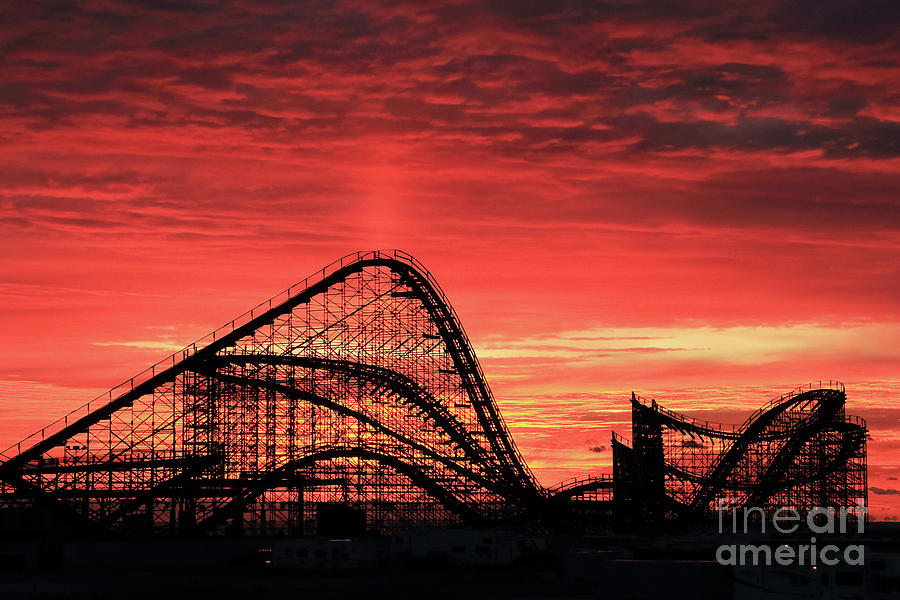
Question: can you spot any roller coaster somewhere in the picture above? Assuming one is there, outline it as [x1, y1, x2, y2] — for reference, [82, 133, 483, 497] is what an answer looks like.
[0, 251, 867, 537]
[612, 384, 867, 529]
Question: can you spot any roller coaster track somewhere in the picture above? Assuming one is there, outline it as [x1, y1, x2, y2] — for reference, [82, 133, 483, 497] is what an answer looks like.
[0, 250, 868, 535]
[0, 250, 539, 535]
[659, 424, 865, 492]
[205, 354, 499, 480]
[622, 382, 866, 519]
[688, 387, 847, 510]
[546, 475, 614, 501]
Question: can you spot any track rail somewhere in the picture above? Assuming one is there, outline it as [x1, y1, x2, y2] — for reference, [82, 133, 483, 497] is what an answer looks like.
[0, 250, 538, 535]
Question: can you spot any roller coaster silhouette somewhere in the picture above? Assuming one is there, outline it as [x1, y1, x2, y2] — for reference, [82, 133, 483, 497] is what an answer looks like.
[0, 251, 867, 537]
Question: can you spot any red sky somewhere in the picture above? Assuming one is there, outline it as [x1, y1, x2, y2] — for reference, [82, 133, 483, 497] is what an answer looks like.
[1, 1, 899, 519]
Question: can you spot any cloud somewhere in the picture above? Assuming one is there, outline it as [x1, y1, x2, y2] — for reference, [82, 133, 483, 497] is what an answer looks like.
[604, 114, 900, 157]
[870, 487, 900, 496]
[480, 323, 900, 370]
[827, 97, 869, 118]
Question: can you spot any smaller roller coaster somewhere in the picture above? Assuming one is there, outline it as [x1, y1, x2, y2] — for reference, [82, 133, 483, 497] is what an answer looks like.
[609, 382, 868, 529]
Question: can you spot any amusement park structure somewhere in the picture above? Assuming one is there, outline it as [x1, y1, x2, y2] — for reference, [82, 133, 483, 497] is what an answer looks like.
[612, 384, 868, 529]
[0, 251, 868, 537]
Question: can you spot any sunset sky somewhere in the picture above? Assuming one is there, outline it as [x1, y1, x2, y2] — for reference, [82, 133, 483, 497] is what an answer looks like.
[1, 1, 898, 519]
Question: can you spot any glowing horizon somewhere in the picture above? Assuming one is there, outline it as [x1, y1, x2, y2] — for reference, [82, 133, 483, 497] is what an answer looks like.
[0, 250, 895, 520]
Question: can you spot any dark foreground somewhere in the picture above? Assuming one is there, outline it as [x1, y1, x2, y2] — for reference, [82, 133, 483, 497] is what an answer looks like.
[2, 524, 899, 600]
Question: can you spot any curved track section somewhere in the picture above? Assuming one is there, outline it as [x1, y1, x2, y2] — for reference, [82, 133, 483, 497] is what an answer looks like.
[616, 383, 867, 525]
[0, 250, 538, 536]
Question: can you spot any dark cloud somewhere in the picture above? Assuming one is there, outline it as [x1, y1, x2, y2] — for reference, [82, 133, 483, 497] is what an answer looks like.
[827, 118, 900, 158]
[614, 63, 788, 111]
[613, 114, 900, 158]
[384, 97, 469, 124]
[671, 168, 900, 231]
[775, 0, 900, 44]
[462, 0, 900, 47]
[0, 83, 52, 108]
[1, 0, 896, 163]
[870, 487, 900, 495]
[174, 67, 234, 90]
[1, 1, 898, 241]
[827, 97, 869, 118]
[685, 0, 900, 44]
[478, 0, 717, 28]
